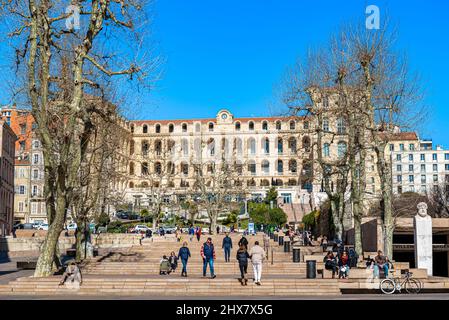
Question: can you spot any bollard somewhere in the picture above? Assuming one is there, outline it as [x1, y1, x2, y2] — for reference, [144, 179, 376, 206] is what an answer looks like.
[292, 246, 300, 262]
[278, 235, 284, 246]
[284, 238, 290, 252]
[306, 260, 316, 279]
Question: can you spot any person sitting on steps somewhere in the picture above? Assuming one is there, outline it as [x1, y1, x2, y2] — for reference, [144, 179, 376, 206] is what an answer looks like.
[323, 250, 338, 278]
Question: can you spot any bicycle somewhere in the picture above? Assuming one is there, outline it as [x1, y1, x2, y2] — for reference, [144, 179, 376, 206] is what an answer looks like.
[380, 271, 422, 294]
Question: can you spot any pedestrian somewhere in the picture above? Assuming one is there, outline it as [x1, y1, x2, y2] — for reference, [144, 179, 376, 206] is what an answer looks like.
[200, 237, 216, 278]
[222, 232, 233, 262]
[189, 226, 195, 242]
[236, 244, 250, 286]
[178, 241, 191, 277]
[196, 226, 202, 242]
[169, 251, 178, 273]
[238, 234, 248, 250]
[249, 241, 265, 285]
[216, 225, 220, 235]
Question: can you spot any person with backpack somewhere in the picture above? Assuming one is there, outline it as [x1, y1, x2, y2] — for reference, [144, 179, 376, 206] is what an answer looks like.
[178, 241, 191, 277]
[200, 237, 216, 278]
[323, 251, 338, 278]
[236, 244, 250, 286]
[238, 234, 249, 250]
[222, 232, 233, 262]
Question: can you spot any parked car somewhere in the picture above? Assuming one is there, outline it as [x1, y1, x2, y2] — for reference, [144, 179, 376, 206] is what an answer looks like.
[202, 227, 209, 234]
[13, 223, 34, 230]
[37, 223, 49, 231]
[66, 223, 77, 231]
[133, 225, 150, 233]
[162, 225, 177, 234]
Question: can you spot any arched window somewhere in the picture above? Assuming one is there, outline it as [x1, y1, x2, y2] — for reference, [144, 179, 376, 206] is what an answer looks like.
[260, 179, 270, 187]
[276, 121, 282, 130]
[155, 140, 162, 155]
[221, 138, 229, 158]
[323, 143, 330, 157]
[289, 120, 296, 130]
[248, 138, 256, 155]
[263, 137, 270, 154]
[181, 162, 189, 175]
[181, 139, 189, 156]
[289, 159, 297, 173]
[194, 138, 202, 160]
[130, 124, 134, 133]
[248, 160, 256, 175]
[142, 124, 148, 134]
[155, 162, 162, 175]
[129, 140, 135, 155]
[167, 139, 175, 156]
[234, 138, 243, 155]
[247, 178, 256, 187]
[207, 138, 215, 156]
[288, 179, 297, 186]
[169, 124, 174, 133]
[277, 138, 283, 154]
[182, 123, 187, 132]
[277, 160, 283, 173]
[338, 141, 347, 158]
[323, 118, 329, 132]
[141, 162, 149, 175]
[167, 161, 175, 174]
[337, 118, 346, 134]
[155, 124, 161, 133]
[302, 136, 311, 152]
[235, 122, 241, 131]
[208, 122, 214, 132]
[129, 162, 135, 175]
[129, 182, 134, 188]
[234, 161, 243, 174]
[288, 137, 297, 154]
[141, 182, 149, 188]
[141, 141, 149, 156]
[262, 160, 270, 174]
[249, 121, 254, 131]
[275, 179, 283, 186]
[262, 121, 268, 130]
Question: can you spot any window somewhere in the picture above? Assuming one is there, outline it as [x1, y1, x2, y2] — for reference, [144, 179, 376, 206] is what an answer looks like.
[248, 138, 256, 155]
[421, 164, 426, 172]
[302, 136, 311, 152]
[182, 139, 189, 156]
[289, 160, 297, 173]
[277, 138, 283, 154]
[155, 124, 161, 133]
[262, 160, 270, 174]
[235, 122, 241, 131]
[33, 140, 39, 149]
[433, 153, 437, 161]
[276, 121, 281, 130]
[32, 185, 38, 196]
[19, 141, 25, 152]
[303, 121, 309, 130]
[142, 124, 148, 133]
[248, 162, 256, 175]
[263, 138, 270, 154]
[399, 144, 404, 151]
[398, 186, 402, 193]
[420, 154, 425, 161]
[409, 144, 415, 151]
[421, 185, 427, 193]
[446, 175, 449, 183]
[323, 118, 329, 132]
[249, 121, 254, 131]
[208, 122, 214, 132]
[33, 154, 39, 164]
[409, 154, 413, 161]
[445, 164, 449, 171]
[277, 160, 283, 173]
[389, 144, 394, 151]
[337, 142, 347, 158]
[262, 121, 268, 130]
[208, 138, 215, 156]
[421, 175, 426, 184]
[141, 162, 149, 175]
[182, 123, 187, 132]
[336, 118, 346, 134]
[288, 137, 297, 154]
[154, 162, 162, 175]
[129, 162, 134, 175]
[433, 174, 438, 182]
[445, 153, 449, 161]
[19, 185, 26, 195]
[20, 124, 26, 135]
[396, 154, 401, 161]
[289, 120, 295, 130]
[18, 202, 24, 212]
[397, 175, 402, 183]
[409, 175, 414, 183]
[33, 169, 39, 180]
[323, 143, 330, 157]
[141, 141, 149, 156]
[181, 163, 189, 175]
[130, 124, 134, 133]
[397, 165, 402, 172]
[281, 193, 292, 204]
[234, 138, 243, 155]
[169, 124, 174, 133]
[409, 164, 414, 172]
[433, 164, 438, 172]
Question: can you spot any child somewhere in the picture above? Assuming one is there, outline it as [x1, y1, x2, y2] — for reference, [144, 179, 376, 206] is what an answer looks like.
[169, 251, 178, 272]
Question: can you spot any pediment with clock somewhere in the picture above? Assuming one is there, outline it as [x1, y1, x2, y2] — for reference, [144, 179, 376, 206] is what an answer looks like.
[216, 109, 233, 124]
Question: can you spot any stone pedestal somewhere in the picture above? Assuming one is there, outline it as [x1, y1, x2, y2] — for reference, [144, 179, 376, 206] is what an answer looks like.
[414, 202, 433, 276]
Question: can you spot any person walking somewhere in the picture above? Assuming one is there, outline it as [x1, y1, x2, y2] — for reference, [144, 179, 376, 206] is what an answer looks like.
[178, 241, 191, 277]
[249, 241, 265, 285]
[201, 237, 216, 278]
[238, 234, 249, 250]
[222, 232, 233, 262]
[196, 226, 202, 242]
[236, 244, 250, 286]
[189, 226, 195, 242]
[216, 225, 220, 235]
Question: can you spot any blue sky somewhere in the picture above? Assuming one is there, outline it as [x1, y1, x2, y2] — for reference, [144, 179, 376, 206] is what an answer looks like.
[1, 0, 448, 147]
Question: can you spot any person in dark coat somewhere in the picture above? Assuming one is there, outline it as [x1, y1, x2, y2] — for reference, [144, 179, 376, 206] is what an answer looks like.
[177, 241, 191, 277]
[238, 235, 248, 250]
[236, 244, 250, 285]
[222, 232, 233, 262]
[168, 251, 178, 273]
[200, 237, 216, 278]
[323, 251, 338, 278]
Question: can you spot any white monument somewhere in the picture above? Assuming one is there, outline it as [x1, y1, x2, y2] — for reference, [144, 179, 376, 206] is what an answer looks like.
[414, 202, 433, 276]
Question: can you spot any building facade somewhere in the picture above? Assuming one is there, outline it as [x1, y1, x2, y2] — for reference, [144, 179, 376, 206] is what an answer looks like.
[0, 120, 17, 235]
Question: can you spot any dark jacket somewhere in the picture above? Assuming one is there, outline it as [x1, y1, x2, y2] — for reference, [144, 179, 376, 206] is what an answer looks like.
[236, 249, 250, 265]
[222, 236, 233, 249]
[201, 242, 216, 260]
[178, 247, 191, 261]
[169, 256, 178, 267]
[238, 237, 248, 248]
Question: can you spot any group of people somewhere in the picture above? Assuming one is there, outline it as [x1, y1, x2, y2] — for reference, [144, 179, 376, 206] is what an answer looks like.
[159, 233, 266, 285]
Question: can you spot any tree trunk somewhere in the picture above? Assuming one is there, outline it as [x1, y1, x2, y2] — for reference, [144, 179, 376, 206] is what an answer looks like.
[34, 195, 66, 277]
[75, 225, 83, 263]
[331, 199, 343, 241]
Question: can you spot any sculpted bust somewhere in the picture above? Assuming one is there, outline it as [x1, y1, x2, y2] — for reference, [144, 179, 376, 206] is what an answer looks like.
[417, 202, 428, 218]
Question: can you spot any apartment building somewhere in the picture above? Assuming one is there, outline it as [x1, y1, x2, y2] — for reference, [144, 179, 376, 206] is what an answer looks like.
[0, 120, 17, 235]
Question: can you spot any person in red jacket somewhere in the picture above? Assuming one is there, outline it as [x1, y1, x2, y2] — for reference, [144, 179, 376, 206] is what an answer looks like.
[196, 226, 202, 242]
